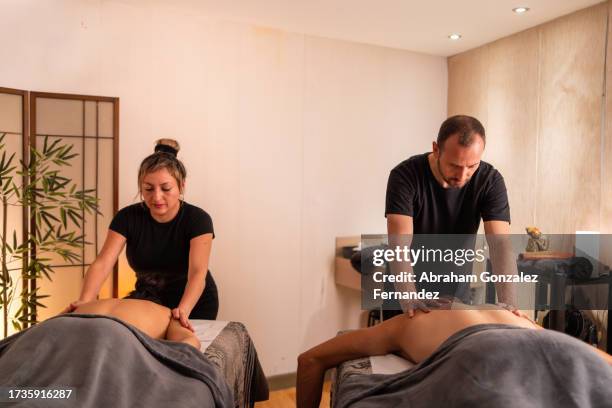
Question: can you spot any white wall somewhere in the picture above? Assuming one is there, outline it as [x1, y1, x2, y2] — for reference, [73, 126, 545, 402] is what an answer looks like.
[0, 0, 447, 375]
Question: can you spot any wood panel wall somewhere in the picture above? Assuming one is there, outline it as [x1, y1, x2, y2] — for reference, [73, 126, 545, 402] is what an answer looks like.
[448, 2, 609, 239]
[604, 0, 612, 235]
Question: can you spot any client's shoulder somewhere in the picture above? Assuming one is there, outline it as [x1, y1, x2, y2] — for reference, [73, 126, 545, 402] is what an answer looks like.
[120, 298, 171, 314]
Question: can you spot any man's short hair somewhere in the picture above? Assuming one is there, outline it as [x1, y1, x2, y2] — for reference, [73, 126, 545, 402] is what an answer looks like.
[437, 115, 486, 151]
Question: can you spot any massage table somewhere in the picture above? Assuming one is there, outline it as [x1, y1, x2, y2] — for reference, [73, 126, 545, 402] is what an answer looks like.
[331, 353, 413, 407]
[0, 315, 268, 408]
[330, 325, 612, 407]
[193, 320, 268, 407]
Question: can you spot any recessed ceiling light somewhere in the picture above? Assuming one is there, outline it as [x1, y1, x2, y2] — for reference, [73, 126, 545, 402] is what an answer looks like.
[513, 6, 530, 14]
[448, 33, 462, 41]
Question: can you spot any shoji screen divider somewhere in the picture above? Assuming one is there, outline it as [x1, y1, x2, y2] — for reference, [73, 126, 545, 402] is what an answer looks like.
[0, 87, 118, 329]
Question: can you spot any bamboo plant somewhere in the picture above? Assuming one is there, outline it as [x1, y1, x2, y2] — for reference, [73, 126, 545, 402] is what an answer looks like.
[0, 133, 100, 338]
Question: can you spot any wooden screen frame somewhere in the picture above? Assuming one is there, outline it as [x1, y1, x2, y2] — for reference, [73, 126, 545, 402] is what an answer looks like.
[29, 91, 120, 321]
[0, 87, 30, 324]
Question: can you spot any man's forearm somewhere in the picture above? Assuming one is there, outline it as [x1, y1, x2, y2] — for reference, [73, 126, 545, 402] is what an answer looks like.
[488, 236, 518, 306]
[387, 233, 415, 311]
[494, 281, 517, 306]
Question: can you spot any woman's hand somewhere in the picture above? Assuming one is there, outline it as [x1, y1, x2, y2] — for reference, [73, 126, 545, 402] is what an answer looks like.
[172, 307, 194, 332]
[61, 299, 90, 314]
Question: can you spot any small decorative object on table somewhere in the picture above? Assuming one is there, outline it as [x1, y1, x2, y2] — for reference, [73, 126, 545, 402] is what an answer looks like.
[525, 226, 549, 252]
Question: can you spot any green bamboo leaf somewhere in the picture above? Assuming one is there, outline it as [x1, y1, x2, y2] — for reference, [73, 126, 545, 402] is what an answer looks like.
[60, 208, 67, 228]
[59, 144, 74, 159]
[67, 210, 81, 227]
[0, 165, 16, 177]
[2, 178, 14, 193]
[42, 228, 53, 242]
[42, 210, 60, 223]
[46, 140, 62, 157]
[40, 212, 53, 231]
[46, 138, 61, 154]
[1, 152, 15, 172]
[14, 303, 24, 315]
[40, 268, 51, 281]
[33, 300, 47, 308]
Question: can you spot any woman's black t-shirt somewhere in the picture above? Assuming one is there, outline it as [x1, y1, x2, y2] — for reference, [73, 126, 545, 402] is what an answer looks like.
[109, 201, 214, 290]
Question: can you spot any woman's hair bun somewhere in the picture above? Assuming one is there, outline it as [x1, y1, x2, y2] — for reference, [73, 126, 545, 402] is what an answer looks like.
[154, 139, 180, 157]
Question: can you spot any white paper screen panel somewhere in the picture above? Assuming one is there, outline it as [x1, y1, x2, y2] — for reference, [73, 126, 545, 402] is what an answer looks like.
[0, 90, 25, 336]
[33, 94, 117, 313]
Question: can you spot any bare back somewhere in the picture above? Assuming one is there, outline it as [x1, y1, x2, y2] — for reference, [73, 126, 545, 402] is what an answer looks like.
[73, 298, 172, 340]
[393, 305, 539, 363]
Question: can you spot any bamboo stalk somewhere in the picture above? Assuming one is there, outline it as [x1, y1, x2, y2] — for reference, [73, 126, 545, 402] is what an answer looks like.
[2, 196, 8, 337]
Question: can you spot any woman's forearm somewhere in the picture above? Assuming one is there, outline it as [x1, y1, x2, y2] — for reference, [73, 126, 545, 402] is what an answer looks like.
[179, 269, 207, 314]
[79, 261, 111, 301]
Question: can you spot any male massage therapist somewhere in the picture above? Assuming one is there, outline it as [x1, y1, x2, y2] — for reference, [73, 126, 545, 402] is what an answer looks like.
[385, 115, 520, 317]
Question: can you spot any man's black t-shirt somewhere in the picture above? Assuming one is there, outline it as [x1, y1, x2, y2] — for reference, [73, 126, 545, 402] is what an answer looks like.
[109, 201, 214, 290]
[385, 153, 510, 232]
[383, 153, 510, 305]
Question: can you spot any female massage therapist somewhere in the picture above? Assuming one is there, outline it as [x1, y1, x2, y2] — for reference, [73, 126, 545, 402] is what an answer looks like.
[62, 139, 218, 330]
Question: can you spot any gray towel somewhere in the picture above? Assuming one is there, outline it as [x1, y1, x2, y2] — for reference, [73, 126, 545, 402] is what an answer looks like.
[0, 314, 233, 407]
[335, 324, 612, 408]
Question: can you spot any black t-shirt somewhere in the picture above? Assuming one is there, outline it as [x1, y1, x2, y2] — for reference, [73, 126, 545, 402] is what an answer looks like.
[385, 153, 510, 233]
[384, 153, 510, 303]
[109, 202, 214, 289]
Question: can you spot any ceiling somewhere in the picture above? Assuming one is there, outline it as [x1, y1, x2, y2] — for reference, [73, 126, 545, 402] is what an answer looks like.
[172, 0, 604, 56]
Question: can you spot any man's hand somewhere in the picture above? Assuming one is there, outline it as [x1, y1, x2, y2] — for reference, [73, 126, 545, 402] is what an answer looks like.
[496, 302, 534, 322]
[172, 307, 194, 332]
[402, 297, 452, 318]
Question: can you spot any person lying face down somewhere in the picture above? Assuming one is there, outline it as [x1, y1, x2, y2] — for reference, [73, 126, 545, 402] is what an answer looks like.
[69, 298, 201, 350]
[296, 303, 612, 408]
